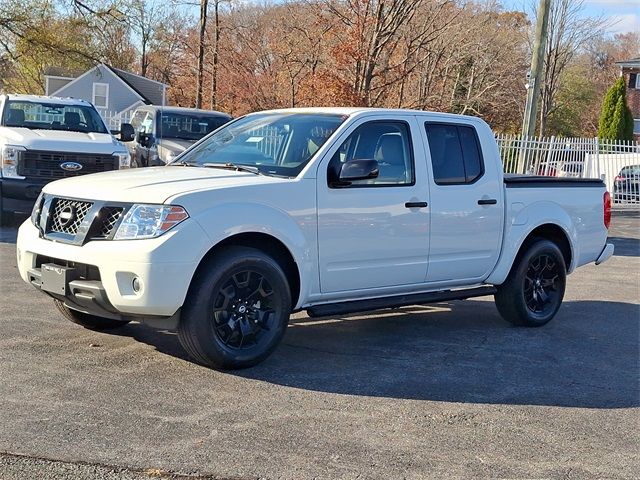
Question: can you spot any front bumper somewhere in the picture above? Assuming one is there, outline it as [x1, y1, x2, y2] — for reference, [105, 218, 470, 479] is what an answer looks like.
[16, 220, 210, 317]
[27, 265, 124, 320]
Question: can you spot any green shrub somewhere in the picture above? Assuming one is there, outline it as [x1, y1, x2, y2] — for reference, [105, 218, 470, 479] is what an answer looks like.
[598, 77, 634, 141]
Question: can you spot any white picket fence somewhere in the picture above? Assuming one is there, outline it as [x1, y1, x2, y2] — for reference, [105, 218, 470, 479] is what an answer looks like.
[99, 109, 135, 130]
[496, 134, 640, 205]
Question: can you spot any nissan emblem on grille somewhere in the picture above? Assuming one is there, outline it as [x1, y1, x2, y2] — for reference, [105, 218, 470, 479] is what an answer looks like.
[58, 205, 76, 228]
[60, 161, 83, 172]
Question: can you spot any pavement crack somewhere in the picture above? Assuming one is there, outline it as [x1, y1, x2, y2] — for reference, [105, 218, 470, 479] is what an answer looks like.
[0, 451, 252, 480]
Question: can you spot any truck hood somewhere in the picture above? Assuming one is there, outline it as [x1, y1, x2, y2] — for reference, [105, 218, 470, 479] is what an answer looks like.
[42, 166, 284, 204]
[0, 127, 124, 154]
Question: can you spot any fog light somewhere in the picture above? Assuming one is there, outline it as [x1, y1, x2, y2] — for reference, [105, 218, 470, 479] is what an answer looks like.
[132, 277, 141, 293]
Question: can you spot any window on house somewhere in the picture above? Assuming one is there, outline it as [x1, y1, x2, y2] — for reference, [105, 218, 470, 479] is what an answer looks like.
[634, 119, 640, 135]
[630, 73, 640, 90]
[92, 83, 109, 109]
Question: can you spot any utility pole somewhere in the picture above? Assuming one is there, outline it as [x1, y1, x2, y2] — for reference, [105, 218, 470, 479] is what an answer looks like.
[521, 0, 551, 138]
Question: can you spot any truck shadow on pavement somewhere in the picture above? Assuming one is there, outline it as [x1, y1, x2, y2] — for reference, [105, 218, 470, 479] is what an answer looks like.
[121, 298, 639, 409]
[609, 237, 640, 257]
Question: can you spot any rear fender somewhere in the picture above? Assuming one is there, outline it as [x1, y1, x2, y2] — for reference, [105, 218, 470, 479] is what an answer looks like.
[486, 201, 577, 285]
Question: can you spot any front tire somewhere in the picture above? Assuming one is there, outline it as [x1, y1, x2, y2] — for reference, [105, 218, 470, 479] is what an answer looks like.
[178, 246, 292, 370]
[54, 299, 131, 330]
[495, 239, 566, 327]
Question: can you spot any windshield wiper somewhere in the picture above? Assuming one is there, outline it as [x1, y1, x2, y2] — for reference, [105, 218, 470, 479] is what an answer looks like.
[201, 162, 262, 175]
[169, 159, 198, 167]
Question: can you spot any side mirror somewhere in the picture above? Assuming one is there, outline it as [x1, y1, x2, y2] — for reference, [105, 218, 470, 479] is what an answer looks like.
[338, 159, 379, 183]
[119, 123, 135, 142]
[136, 131, 153, 148]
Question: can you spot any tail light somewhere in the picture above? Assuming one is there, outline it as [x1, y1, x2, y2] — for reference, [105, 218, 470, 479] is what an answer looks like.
[603, 191, 611, 229]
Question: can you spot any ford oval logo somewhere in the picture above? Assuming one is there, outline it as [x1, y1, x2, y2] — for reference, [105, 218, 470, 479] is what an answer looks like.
[60, 161, 83, 172]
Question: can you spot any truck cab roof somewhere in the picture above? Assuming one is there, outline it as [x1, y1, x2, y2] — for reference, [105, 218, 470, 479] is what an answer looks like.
[135, 105, 231, 118]
[1, 94, 93, 107]
[253, 106, 489, 124]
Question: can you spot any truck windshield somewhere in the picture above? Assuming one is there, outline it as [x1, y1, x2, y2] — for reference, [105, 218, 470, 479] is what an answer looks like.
[1, 100, 109, 134]
[158, 112, 230, 141]
[171, 112, 347, 177]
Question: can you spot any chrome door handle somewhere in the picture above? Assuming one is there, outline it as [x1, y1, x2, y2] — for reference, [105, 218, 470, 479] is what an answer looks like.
[405, 201, 428, 208]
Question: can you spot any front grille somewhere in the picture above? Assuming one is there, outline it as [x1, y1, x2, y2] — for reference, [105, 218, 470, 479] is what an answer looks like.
[49, 198, 93, 235]
[95, 207, 124, 238]
[19, 150, 117, 180]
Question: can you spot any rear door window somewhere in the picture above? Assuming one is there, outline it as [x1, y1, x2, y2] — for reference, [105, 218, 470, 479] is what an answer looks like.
[425, 123, 484, 185]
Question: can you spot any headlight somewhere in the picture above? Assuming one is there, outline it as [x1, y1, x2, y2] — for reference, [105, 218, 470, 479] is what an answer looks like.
[115, 152, 131, 169]
[1, 145, 26, 179]
[114, 204, 189, 240]
[31, 191, 44, 227]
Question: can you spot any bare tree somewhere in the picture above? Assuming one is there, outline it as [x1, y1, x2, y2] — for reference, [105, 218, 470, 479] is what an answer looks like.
[196, 0, 208, 108]
[128, 0, 167, 76]
[327, 0, 422, 105]
[209, 0, 224, 108]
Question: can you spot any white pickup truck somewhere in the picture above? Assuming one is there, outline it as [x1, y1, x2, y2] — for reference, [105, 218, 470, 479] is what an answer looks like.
[0, 94, 133, 224]
[16, 108, 614, 369]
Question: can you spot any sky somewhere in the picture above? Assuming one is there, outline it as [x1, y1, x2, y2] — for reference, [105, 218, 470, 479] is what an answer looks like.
[499, 0, 639, 35]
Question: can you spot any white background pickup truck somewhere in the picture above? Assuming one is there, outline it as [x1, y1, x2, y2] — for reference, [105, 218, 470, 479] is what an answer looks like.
[16, 108, 614, 369]
[0, 94, 132, 224]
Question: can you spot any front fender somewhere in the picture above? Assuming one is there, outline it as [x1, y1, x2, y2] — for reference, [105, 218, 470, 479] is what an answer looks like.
[486, 201, 577, 285]
[191, 202, 316, 309]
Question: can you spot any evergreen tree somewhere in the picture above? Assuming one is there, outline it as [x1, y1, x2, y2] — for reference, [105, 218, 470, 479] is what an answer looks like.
[598, 77, 634, 141]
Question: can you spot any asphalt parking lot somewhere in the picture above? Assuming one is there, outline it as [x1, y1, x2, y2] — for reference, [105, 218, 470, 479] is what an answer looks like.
[0, 214, 638, 479]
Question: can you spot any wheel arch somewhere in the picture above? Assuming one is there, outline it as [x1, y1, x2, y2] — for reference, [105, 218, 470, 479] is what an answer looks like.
[519, 224, 572, 268]
[190, 232, 302, 309]
[487, 221, 575, 285]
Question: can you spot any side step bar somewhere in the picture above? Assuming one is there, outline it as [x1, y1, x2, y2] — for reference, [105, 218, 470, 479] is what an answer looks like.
[306, 286, 497, 318]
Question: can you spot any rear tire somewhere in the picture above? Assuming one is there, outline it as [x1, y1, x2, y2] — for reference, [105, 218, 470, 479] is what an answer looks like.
[495, 239, 566, 327]
[54, 299, 131, 330]
[178, 246, 292, 370]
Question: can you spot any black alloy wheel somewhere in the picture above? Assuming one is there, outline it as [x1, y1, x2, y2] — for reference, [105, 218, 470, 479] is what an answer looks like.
[211, 269, 280, 350]
[523, 253, 561, 316]
[495, 238, 566, 327]
[178, 246, 292, 370]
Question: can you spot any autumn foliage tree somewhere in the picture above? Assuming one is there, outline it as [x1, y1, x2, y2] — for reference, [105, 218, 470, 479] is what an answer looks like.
[1, 0, 638, 137]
